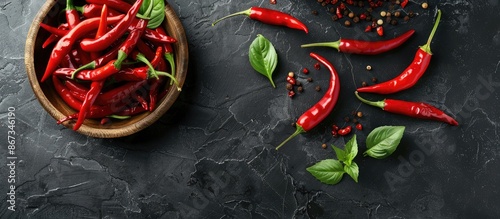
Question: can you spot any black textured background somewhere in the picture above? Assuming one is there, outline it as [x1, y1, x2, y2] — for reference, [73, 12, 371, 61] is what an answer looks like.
[1, 0, 500, 218]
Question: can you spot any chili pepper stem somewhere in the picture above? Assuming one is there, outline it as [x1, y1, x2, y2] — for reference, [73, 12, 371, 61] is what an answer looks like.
[71, 61, 97, 79]
[275, 125, 305, 150]
[156, 71, 182, 91]
[108, 115, 131, 119]
[135, 53, 158, 79]
[66, 0, 75, 11]
[354, 91, 385, 109]
[165, 53, 176, 85]
[212, 8, 252, 26]
[301, 40, 341, 52]
[419, 9, 441, 55]
[115, 50, 128, 70]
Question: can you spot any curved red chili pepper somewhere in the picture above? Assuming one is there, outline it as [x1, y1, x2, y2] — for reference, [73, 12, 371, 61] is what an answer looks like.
[73, 60, 121, 81]
[155, 27, 176, 84]
[355, 92, 458, 126]
[65, 0, 81, 29]
[114, 18, 149, 70]
[212, 7, 309, 33]
[40, 14, 125, 82]
[276, 52, 340, 150]
[79, 0, 143, 53]
[116, 104, 148, 116]
[42, 23, 69, 49]
[301, 29, 415, 55]
[39, 23, 69, 37]
[76, 4, 122, 18]
[74, 81, 105, 130]
[357, 10, 442, 94]
[142, 29, 177, 44]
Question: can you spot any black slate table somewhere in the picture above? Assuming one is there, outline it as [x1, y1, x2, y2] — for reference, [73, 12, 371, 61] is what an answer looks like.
[1, 0, 500, 218]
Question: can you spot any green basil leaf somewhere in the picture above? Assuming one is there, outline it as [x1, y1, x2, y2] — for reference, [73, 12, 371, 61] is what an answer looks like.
[364, 126, 405, 159]
[332, 145, 346, 163]
[344, 135, 358, 165]
[139, 0, 165, 29]
[249, 34, 278, 88]
[306, 159, 345, 185]
[344, 162, 359, 183]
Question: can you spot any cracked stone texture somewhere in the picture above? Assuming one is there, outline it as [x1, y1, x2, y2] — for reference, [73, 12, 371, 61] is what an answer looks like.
[1, 0, 500, 218]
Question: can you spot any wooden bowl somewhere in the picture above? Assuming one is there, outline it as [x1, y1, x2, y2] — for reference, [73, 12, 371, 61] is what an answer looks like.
[25, 0, 188, 138]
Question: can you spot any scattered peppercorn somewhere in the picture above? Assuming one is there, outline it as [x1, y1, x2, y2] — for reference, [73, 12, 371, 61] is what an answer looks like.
[366, 65, 372, 71]
[380, 11, 387, 17]
[288, 90, 296, 98]
[344, 20, 351, 27]
[357, 111, 363, 118]
[362, 81, 368, 87]
[422, 2, 428, 9]
[322, 143, 327, 149]
[377, 19, 384, 25]
[332, 15, 339, 21]
[353, 16, 360, 23]
[352, 118, 358, 124]
[296, 81, 301, 86]
[386, 12, 392, 17]
[286, 76, 296, 85]
[286, 83, 293, 91]
[408, 11, 415, 17]
[371, 77, 378, 83]
[348, 11, 355, 18]
[314, 62, 321, 70]
[307, 77, 313, 82]
[315, 85, 321, 92]
[391, 19, 398, 25]
[394, 11, 401, 17]
[356, 123, 363, 130]
[312, 10, 319, 15]
[302, 68, 309, 74]
[332, 124, 339, 131]
[297, 86, 304, 93]
[404, 15, 410, 21]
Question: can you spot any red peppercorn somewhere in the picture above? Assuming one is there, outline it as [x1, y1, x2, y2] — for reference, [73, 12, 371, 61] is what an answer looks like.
[314, 62, 321, 70]
[377, 26, 384, 36]
[356, 123, 363, 130]
[332, 124, 339, 131]
[302, 68, 309, 74]
[288, 90, 295, 98]
[364, 25, 372, 32]
[286, 76, 296, 85]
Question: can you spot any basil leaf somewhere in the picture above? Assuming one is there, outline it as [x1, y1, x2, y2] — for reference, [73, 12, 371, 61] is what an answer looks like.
[344, 162, 359, 183]
[249, 34, 278, 88]
[364, 126, 405, 159]
[344, 135, 358, 166]
[306, 159, 345, 185]
[332, 145, 346, 163]
[139, 0, 165, 29]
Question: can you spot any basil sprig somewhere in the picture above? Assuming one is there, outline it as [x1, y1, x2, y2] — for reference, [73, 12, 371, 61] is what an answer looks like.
[249, 34, 278, 88]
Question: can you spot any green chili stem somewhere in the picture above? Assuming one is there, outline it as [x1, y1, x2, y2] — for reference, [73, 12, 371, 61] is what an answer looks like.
[136, 53, 158, 79]
[212, 8, 252, 26]
[301, 40, 341, 52]
[108, 115, 131, 120]
[66, 0, 75, 10]
[165, 53, 176, 85]
[156, 71, 182, 91]
[71, 61, 96, 79]
[354, 91, 386, 109]
[420, 9, 442, 54]
[275, 125, 305, 150]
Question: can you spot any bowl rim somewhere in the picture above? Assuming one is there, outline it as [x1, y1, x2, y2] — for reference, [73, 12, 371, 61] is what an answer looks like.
[25, 0, 188, 138]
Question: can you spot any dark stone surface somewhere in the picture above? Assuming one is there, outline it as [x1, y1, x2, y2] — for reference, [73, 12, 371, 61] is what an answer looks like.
[1, 0, 500, 218]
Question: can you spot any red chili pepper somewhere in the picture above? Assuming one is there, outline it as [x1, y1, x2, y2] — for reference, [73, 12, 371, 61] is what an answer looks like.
[142, 29, 177, 44]
[357, 10, 442, 94]
[276, 52, 340, 150]
[79, 0, 143, 52]
[114, 18, 149, 70]
[98, 81, 148, 106]
[147, 46, 167, 111]
[76, 4, 122, 18]
[301, 29, 415, 55]
[136, 39, 156, 60]
[42, 23, 69, 49]
[39, 23, 69, 37]
[338, 126, 352, 136]
[65, 0, 81, 29]
[212, 7, 309, 33]
[72, 60, 121, 81]
[155, 27, 176, 83]
[64, 80, 89, 94]
[52, 75, 84, 111]
[74, 80, 105, 130]
[40, 14, 125, 82]
[355, 91, 458, 126]
[376, 26, 384, 36]
[85, 0, 132, 13]
[116, 104, 148, 116]
[401, 0, 409, 8]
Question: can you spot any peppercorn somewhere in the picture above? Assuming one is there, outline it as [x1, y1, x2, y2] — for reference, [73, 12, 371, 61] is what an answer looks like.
[286, 83, 293, 91]
[357, 111, 363, 118]
[366, 65, 372, 71]
[386, 12, 392, 17]
[352, 118, 358, 124]
[396, 0, 401, 4]
[371, 77, 378, 83]
[297, 86, 304, 93]
[321, 143, 327, 149]
[362, 81, 368, 87]
[377, 19, 384, 25]
[344, 20, 351, 27]
[366, 15, 372, 21]
[288, 72, 294, 78]
[312, 10, 319, 16]
[394, 11, 401, 17]
[358, 1, 364, 7]
[360, 13, 367, 20]
[391, 19, 398, 25]
[307, 77, 313, 82]
[353, 16, 360, 23]
[315, 85, 321, 92]
[288, 90, 296, 98]
[380, 11, 387, 17]
[386, 17, 392, 23]
[302, 68, 309, 74]
[408, 11, 415, 17]
[343, 10, 349, 16]
[332, 15, 339, 21]
[348, 12, 355, 18]
[356, 123, 363, 131]
[296, 81, 301, 86]
[317, 0, 323, 3]
[422, 2, 429, 9]
[314, 62, 321, 70]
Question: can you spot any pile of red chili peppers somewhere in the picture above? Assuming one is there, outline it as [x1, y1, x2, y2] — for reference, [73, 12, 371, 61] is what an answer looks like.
[39, 0, 178, 131]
